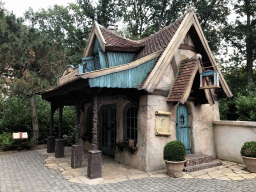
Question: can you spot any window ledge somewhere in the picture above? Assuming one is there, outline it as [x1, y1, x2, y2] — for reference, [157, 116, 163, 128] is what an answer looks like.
[116, 141, 138, 154]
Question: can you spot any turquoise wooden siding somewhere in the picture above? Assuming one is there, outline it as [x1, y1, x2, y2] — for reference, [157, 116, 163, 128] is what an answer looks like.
[82, 57, 95, 72]
[99, 49, 108, 69]
[93, 38, 101, 54]
[176, 104, 191, 154]
[107, 52, 136, 67]
[88, 58, 158, 88]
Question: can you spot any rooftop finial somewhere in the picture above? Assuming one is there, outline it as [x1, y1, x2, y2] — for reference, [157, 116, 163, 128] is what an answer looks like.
[94, 12, 98, 22]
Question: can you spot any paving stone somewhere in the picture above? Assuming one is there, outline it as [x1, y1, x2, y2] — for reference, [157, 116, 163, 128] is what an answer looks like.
[117, 170, 131, 176]
[227, 176, 245, 180]
[2, 149, 256, 191]
[223, 172, 240, 177]
[207, 171, 225, 178]
[128, 174, 149, 180]
[240, 174, 256, 179]
[189, 170, 207, 176]
[195, 174, 212, 179]
[149, 173, 168, 178]
[69, 178, 83, 184]
[181, 174, 194, 179]
[102, 173, 117, 180]
[216, 176, 231, 181]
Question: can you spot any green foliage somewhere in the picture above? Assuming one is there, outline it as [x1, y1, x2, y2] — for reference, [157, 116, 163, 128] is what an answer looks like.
[0, 95, 75, 144]
[0, 132, 34, 151]
[25, 3, 91, 65]
[163, 140, 187, 161]
[241, 141, 256, 158]
[219, 68, 256, 121]
[235, 83, 256, 121]
[0, 132, 14, 150]
[0, 96, 32, 135]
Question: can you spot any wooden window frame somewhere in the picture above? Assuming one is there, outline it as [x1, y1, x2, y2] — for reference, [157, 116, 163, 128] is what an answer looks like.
[123, 103, 138, 143]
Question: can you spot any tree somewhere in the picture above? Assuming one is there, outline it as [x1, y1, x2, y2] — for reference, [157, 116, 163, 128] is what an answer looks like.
[78, 0, 122, 27]
[25, 3, 91, 65]
[224, 0, 256, 84]
[0, 10, 65, 144]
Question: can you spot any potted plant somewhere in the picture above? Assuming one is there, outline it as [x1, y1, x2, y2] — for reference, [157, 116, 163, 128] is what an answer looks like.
[163, 140, 186, 178]
[241, 141, 256, 173]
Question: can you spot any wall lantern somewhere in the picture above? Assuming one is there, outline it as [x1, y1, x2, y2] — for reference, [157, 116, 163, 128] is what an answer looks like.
[199, 70, 220, 89]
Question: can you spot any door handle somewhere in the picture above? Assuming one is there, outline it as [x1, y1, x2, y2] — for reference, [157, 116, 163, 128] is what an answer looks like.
[180, 126, 190, 129]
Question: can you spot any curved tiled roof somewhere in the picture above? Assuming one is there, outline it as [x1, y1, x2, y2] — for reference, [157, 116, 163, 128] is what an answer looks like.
[98, 18, 183, 57]
[136, 20, 182, 60]
[99, 25, 142, 48]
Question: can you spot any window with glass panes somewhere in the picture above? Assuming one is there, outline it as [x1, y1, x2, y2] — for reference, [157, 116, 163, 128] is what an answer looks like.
[124, 104, 138, 142]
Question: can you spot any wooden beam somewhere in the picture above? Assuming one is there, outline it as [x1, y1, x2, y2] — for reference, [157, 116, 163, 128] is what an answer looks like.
[92, 95, 98, 150]
[79, 51, 161, 79]
[198, 61, 214, 105]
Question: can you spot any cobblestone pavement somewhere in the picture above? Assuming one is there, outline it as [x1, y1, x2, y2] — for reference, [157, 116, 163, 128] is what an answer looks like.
[1, 150, 256, 192]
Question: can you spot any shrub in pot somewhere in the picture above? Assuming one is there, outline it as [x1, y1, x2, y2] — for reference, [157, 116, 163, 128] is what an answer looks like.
[163, 140, 187, 177]
[241, 141, 256, 173]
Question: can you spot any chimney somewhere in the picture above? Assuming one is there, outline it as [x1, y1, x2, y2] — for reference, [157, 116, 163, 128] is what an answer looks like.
[107, 25, 116, 33]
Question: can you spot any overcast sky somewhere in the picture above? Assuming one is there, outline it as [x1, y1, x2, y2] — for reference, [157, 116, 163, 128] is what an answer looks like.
[3, 0, 77, 17]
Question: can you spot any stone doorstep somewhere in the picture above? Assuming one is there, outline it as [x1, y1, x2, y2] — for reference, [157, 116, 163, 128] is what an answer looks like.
[185, 154, 214, 167]
[184, 159, 222, 172]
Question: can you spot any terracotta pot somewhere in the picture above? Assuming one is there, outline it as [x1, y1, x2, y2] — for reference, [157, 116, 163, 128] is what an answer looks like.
[165, 160, 186, 178]
[242, 156, 256, 173]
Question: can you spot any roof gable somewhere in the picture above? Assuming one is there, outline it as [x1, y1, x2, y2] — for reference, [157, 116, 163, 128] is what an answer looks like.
[139, 11, 232, 98]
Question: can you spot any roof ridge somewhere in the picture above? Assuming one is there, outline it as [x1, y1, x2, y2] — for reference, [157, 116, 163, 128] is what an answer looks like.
[98, 24, 141, 44]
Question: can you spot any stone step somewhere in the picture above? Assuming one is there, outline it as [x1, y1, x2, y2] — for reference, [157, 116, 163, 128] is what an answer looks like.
[185, 154, 214, 167]
[184, 159, 222, 172]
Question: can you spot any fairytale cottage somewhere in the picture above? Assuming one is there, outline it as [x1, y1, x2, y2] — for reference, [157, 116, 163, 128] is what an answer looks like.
[42, 11, 232, 178]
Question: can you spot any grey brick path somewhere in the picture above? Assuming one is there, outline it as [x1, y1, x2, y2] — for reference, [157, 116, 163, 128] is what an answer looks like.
[1, 151, 256, 192]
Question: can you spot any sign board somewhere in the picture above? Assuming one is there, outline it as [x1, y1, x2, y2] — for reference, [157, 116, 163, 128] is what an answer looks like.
[12, 132, 28, 140]
[155, 111, 172, 136]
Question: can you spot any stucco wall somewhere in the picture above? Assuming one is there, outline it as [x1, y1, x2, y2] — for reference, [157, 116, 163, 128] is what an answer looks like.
[138, 94, 220, 172]
[213, 121, 256, 164]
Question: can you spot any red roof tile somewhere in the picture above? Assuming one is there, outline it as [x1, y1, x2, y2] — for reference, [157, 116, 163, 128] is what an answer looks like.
[98, 18, 183, 57]
[168, 59, 198, 102]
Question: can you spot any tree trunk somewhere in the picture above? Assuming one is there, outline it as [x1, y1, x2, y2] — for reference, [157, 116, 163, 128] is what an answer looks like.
[246, 0, 253, 84]
[29, 94, 39, 145]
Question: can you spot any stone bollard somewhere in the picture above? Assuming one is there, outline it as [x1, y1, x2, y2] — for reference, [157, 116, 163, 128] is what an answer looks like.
[71, 145, 83, 168]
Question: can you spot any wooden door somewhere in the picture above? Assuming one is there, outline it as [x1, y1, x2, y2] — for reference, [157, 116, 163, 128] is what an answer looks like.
[176, 104, 191, 154]
[100, 105, 116, 156]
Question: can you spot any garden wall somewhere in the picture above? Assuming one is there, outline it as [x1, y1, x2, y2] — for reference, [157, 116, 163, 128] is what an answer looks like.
[213, 121, 256, 164]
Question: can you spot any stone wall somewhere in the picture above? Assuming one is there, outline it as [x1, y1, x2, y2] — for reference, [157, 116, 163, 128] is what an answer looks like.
[213, 121, 256, 164]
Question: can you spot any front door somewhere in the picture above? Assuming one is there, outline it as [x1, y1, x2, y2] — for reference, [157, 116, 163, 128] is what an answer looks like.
[100, 105, 116, 156]
[176, 104, 191, 154]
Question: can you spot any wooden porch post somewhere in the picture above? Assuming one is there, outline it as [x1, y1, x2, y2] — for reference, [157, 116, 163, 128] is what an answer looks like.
[87, 95, 102, 179]
[47, 102, 56, 153]
[58, 104, 64, 139]
[71, 103, 83, 168]
[75, 103, 81, 145]
[55, 104, 65, 158]
[92, 95, 98, 150]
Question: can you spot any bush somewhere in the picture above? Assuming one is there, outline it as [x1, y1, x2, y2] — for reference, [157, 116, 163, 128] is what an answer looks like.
[0, 132, 14, 150]
[0, 95, 75, 145]
[163, 140, 187, 161]
[241, 141, 256, 158]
